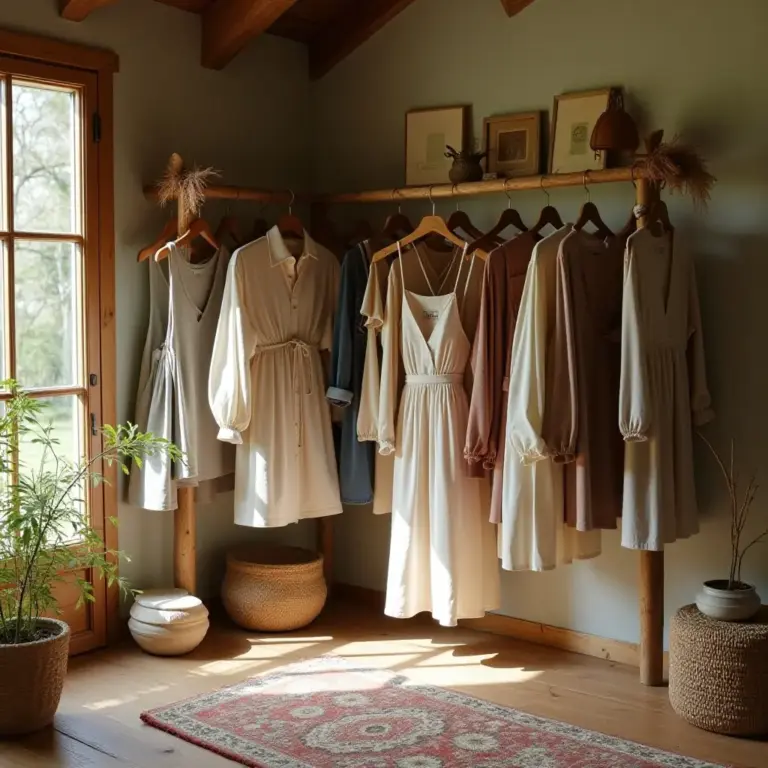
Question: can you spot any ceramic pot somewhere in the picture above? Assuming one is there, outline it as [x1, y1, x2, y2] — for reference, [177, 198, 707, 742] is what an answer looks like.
[448, 156, 484, 184]
[128, 589, 209, 656]
[0, 618, 70, 735]
[222, 546, 327, 632]
[696, 580, 761, 621]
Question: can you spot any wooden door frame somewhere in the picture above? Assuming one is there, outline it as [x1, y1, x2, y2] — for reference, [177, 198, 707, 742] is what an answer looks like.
[0, 28, 119, 649]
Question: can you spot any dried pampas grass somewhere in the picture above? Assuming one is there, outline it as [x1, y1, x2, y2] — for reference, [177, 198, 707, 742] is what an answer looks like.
[641, 135, 716, 208]
[156, 153, 220, 219]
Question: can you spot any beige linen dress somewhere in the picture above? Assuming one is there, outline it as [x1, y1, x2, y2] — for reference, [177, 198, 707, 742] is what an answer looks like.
[543, 230, 625, 531]
[208, 227, 343, 528]
[502, 226, 602, 571]
[619, 228, 713, 550]
[377, 245, 498, 627]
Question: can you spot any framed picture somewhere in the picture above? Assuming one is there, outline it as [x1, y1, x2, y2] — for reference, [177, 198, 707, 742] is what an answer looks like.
[405, 106, 468, 186]
[549, 88, 612, 174]
[483, 112, 541, 178]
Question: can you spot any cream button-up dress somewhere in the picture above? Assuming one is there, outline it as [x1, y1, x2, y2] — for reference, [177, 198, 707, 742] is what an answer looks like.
[209, 227, 343, 528]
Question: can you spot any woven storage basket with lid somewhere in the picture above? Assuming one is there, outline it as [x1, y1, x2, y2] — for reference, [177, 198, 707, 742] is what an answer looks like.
[669, 604, 768, 735]
[222, 545, 327, 632]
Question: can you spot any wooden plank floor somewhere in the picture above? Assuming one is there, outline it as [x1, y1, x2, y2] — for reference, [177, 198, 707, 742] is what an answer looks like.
[1, 599, 765, 767]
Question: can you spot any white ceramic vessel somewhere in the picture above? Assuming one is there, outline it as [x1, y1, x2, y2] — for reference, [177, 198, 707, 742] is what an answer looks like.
[128, 589, 209, 656]
[695, 580, 761, 622]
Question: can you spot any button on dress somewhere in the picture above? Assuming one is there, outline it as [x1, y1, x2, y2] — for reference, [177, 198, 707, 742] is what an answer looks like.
[619, 228, 713, 550]
[378, 246, 499, 627]
[209, 227, 343, 528]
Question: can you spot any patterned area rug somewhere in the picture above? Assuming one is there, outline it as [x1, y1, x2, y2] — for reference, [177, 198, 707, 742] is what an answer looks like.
[141, 657, 726, 768]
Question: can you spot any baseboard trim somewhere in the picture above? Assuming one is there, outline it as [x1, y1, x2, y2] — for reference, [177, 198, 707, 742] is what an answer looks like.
[333, 582, 648, 669]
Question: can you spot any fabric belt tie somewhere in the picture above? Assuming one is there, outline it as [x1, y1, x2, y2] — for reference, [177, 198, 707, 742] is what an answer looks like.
[406, 374, 463, 385]
[257, 339, 316, 447]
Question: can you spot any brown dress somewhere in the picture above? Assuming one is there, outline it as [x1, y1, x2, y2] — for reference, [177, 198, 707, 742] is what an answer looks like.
[465, 232, 537, 523]
[542, 229, 625, 531]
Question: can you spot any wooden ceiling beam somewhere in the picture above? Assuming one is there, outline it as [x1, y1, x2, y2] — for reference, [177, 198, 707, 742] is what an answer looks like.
[308, 0, 417, 81]
[500, 0, 537, 16]
[59, 0, 119, 21]
[201, 0, 300, 70]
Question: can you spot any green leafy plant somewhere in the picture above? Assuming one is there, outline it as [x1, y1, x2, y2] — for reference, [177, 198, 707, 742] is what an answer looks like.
[0, 381, 181, 645]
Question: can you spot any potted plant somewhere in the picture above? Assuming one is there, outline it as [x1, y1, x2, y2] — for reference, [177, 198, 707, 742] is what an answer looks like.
[696, 434, 765, 621]
[0, 382, 179, 735]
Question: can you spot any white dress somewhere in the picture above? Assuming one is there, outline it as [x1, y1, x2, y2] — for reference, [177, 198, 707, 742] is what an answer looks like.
[502, 226, 602, 571]
[378, 245, 499, 627]
[619, 228, 713, 550]
[208, 227, 343, 528]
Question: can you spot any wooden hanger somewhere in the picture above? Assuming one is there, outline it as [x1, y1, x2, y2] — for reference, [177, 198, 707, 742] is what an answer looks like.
[346, 218, 374, 247]
[447, 186, 489, 242]
[382, 191, 414, 241]
[137, 216, 178, 262]
[155, 217, 219, 262]
[574, 173, 613, 239]
[372, 188, 488, 263]
[467, 181, 527, 254]
[276, 190, 304, 240]
[530, 178, 564, 236]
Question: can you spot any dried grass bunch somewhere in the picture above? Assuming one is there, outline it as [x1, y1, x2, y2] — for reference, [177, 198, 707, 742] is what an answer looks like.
[641, 131, 717, 208]
[700, 433, 766, 590]
[157, 153, 219, 220]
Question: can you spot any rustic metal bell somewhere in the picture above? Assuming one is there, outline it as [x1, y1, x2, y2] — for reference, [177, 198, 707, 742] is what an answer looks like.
[591, 90, 639, 155]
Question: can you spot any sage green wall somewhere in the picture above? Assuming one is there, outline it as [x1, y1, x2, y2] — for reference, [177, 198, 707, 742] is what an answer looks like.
[312, 0, 768, 645]
[0, 0, 315, 600]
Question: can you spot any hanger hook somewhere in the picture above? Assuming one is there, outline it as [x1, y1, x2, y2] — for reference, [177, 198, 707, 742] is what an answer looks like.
[428, 185, 436, 216]
[503, 177, 513, 209]
[452, 184, 460, 211]
[540, 176, 550, 206]
[288, 189, 295, 215]
[392, 188, 404, 214]
[582, 172, 591, 203]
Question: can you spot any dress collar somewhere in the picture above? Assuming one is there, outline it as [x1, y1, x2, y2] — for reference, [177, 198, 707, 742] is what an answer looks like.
[267, 225, 319, 267]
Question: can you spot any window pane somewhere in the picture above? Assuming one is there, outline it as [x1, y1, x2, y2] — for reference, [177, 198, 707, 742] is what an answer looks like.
[12, 81, 79, 234]
[18, 395, 85, 543]
[15, 240, 81, 388]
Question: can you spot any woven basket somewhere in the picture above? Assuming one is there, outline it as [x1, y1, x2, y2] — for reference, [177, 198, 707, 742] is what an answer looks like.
[669, 604, 768, 735]
[222, 546, 327, 632]
[0, 618, 70, 735]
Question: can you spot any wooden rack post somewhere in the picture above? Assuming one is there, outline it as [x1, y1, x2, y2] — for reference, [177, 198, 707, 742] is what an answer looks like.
[172, 155, 197, 596]
[146, 165, 667, 686]
[635, 175, 665, 686]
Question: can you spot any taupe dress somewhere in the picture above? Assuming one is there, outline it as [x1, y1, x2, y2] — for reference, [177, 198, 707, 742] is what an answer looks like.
[543, 229, 626, 531]
[465, 233, 537, 523]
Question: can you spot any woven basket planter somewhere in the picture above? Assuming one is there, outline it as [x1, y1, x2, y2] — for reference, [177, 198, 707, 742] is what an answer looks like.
[222, 546, 327, 632]
[669, 604, 768, 736]
[0, 618, 70, 736]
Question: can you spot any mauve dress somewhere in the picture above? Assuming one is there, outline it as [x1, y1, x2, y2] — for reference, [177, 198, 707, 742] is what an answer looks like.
[542, 229, 626, 531]
[465, 232, 537, 523]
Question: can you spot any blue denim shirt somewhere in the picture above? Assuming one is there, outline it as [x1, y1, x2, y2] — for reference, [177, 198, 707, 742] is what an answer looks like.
[326, 243, 375, 504]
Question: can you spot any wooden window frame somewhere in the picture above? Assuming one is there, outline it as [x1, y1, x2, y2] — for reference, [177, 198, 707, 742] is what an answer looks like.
[0, 28, 119, 651]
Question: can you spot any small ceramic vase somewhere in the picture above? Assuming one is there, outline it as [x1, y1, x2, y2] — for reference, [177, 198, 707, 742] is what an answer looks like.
[696, 580, 761, 622]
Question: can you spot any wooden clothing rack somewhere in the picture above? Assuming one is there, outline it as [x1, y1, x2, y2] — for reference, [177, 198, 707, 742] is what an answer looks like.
[146, 160, 665, 688]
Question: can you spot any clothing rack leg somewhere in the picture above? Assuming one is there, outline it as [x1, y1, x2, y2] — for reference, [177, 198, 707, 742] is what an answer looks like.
[635, 169, 665, 686]
[171, 153, 197, 596]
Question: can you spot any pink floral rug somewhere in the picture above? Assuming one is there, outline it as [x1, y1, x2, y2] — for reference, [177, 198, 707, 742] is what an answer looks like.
[141, 656, 726, 767]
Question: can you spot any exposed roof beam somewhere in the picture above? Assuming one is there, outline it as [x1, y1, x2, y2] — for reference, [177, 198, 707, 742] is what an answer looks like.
[202, 0, 300, 70]
[500, 0, 537, 16]
[59, 0, 119, 21]
[308, 0, 417, 81]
